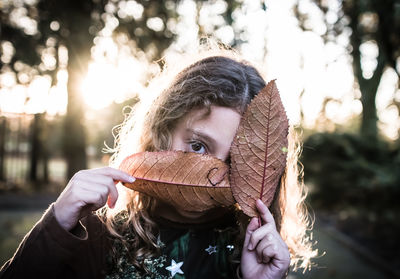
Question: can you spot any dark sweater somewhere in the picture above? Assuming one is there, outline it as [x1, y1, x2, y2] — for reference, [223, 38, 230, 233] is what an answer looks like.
[0, 204, 239, 279]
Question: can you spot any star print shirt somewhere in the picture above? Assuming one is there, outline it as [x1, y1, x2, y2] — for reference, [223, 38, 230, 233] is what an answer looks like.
[106, 211, 241, 279]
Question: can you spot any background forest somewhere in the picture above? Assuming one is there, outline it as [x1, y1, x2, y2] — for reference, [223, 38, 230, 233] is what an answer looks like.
[1, 0, 399, 278]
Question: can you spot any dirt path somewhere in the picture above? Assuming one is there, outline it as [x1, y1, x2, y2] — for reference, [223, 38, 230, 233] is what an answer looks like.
[290, 218, 397, 279]
[0, 193, 57, 210]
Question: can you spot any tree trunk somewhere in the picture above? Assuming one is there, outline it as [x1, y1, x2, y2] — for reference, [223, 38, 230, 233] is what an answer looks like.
[63, 21, 93, 179]
[42, 115, 49, 184]
[359, 84, 378, 141]
[356, 50, 385, 144]
[30, 113, 40, 182]
[349, 3, 385, 143]
[0, 117, 6, 181]
[61, 3, 98, 180]
[30, 113, 49, 189]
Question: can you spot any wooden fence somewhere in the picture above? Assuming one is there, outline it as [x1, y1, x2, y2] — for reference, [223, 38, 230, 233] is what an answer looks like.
[0, 113, 66, 192]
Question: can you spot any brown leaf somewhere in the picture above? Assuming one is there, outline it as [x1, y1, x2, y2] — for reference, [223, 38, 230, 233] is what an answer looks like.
[119, 151, 235, 212]
[230, 80, 289, 217]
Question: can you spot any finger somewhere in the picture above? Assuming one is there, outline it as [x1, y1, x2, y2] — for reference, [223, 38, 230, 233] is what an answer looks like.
[256, 199, 276, 227]
[106, 182, 118, 208]
[243, 217, 259, 249]
[107, 196, 115, 209]
[78, 190, 108, 219]
[77, 173, 114, 185]
[257, 236, 291, 268]
[248, 222, 275, 251]
[80, 188, 108, 211]
[77, 182, 113, 208]
[265, 242, 291, 267]
[255, 232, 276, 258]
[78, 175, 119, 208]
[261, 244, 278, 264]
[89, 167, 135, 183]
[257, 242, 277, 264]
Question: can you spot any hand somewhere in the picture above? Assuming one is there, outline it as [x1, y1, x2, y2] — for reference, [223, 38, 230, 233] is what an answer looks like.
[240, 199, 290, 279]
[54, 167, 135, 231]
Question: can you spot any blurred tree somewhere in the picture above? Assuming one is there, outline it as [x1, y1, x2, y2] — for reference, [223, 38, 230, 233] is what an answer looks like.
[30, 113, 49, 188]
[295, 0, 400, 143]
[0, 117, 5, 182]
[0, 0, 179, 179]
[1, 0, 244, 180]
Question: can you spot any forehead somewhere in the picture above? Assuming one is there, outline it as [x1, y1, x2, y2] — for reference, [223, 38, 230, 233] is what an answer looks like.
[181, 106, 240, 129]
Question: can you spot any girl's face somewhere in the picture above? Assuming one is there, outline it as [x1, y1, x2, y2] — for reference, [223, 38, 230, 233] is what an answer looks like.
[171, 105, 242, 162]
[156, 105, 241, 222]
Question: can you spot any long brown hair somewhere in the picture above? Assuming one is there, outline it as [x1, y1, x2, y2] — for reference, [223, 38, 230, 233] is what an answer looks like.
[104, 49, 316, 272]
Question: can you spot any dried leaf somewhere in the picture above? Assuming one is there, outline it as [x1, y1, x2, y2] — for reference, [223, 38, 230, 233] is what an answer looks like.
[230, 80, 289, 217]
[119, 151, 235, 212]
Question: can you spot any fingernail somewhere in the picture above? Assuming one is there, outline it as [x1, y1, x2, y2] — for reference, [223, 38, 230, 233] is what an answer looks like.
[128, 176, 135, 183]
[107, 199, 115, 209]
[248, 243, 254, 250]
[267, 233, 273, 241]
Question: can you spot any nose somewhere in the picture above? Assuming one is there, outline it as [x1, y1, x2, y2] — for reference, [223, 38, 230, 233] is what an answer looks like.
[213, 147, 231, 163]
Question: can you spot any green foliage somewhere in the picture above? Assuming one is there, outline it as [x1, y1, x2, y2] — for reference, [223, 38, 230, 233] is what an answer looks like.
[302, 132, 400, 209]
[295, 0, 400, 143]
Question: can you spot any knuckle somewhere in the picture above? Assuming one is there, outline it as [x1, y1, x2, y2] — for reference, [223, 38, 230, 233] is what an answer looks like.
[256, 242, 264, 254]
[106, 177, 114, 185]
[69, 173, 80, 183]
[95, 192, 104, 202]
[249, 234, 258, 245]
[266, 222, 276, 231]
[76, 170, 86, 176]
[103, 166, 113, 174]
[69, 189, 80, 201]
[71, 170, 86, 182]
[100, 186, 109, 196]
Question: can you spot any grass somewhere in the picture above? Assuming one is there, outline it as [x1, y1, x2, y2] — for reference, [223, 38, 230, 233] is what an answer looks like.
[0, 211, 43, 266]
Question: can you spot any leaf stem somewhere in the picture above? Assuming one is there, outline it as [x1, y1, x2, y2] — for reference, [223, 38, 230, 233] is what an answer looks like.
[260, 84, 273, 201]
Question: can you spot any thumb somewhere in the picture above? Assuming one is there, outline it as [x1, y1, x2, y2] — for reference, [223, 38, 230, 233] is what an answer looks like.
[243, 217, 259, 249]
[107, 180, 120, 209]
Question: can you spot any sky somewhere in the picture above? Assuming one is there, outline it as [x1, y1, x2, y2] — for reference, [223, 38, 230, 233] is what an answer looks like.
[0, 0, 399, 140]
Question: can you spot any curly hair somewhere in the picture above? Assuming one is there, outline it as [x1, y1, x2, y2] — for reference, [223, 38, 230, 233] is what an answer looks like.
[102, 48, 316, 273]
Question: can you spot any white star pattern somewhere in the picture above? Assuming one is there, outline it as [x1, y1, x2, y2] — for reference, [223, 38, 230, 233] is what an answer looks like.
[226, 245, 234, 251]
[205, 245, 218, 255]
[165, 259, 184, 277]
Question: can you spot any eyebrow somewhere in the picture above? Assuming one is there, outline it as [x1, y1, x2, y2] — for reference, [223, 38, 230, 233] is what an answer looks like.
[186, 128, 217, 148]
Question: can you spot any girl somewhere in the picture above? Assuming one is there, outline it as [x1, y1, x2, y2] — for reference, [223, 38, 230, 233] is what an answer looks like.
[0, 49, 315, 279]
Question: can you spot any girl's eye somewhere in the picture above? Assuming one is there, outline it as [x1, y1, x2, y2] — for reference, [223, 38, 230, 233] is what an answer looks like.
[189, 141, 207, 154]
